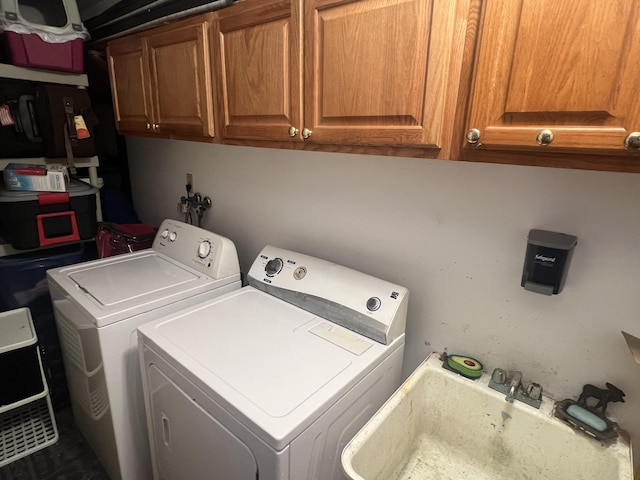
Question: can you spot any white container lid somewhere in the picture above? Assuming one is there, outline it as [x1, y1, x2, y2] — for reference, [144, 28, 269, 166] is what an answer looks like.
[0, 307, 37, 353]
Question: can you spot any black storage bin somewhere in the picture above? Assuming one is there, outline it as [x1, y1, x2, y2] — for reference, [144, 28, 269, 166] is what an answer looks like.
[0, 343, 44, 406]
[0, 243, 97, 411]
[0, 178, 98, 250]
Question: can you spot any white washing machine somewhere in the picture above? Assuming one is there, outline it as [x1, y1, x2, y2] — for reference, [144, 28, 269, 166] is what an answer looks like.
[46, 219, 241, 480]
[137, 245, 409, 480]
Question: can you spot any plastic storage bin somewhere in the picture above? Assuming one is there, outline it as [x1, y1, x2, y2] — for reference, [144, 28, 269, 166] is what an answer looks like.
[0, 0, 89, 73]
[0, 307, 58, 467]
[0, 178, 98, 250]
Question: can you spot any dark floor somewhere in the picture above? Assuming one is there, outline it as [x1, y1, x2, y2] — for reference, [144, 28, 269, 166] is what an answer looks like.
[0, 409, 110, 480]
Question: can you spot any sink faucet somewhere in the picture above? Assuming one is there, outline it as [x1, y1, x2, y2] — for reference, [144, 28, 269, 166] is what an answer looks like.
[506, 371, 522, 403]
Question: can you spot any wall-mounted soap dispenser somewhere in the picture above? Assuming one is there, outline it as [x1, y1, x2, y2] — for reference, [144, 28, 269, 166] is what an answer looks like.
[521, 229, 577, 295]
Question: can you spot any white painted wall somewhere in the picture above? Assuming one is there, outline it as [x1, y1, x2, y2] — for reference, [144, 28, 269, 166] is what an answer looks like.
[126, 137, 640, 469]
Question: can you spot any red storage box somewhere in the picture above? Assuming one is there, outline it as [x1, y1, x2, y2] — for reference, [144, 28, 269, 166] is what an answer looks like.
[0, 178, 98, 249]
[3, 31, 83, 73]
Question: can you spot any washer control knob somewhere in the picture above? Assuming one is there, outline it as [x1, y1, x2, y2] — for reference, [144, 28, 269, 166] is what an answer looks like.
[265, 258, 284, 276]
[161, 229, 169, 239]
[198, 241, 211, 258]
[169, 231, 177, 242]
[366, 297, 381, 312]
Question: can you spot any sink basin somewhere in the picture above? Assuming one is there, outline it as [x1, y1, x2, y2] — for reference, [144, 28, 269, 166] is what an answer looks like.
[342, 353, 633, 480]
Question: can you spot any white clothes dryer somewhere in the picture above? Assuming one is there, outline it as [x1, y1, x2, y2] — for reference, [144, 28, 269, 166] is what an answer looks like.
[46, 219, 241, 480]
[138, 245, 409, 480]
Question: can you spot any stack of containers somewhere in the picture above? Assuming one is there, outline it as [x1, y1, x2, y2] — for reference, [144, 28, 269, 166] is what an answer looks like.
[0, 0, 89, 73]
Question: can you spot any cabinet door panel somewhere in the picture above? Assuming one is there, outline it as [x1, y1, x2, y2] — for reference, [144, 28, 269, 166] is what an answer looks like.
[214, 0, 302, 141]
[305, 0, 434, 146]
[107, 39, 153, 133]
[467, 0, 640, 153]
[147, 20, 215, 137]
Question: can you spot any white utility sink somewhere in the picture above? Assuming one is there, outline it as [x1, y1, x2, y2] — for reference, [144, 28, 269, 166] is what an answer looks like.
[342, 353, 634, 480]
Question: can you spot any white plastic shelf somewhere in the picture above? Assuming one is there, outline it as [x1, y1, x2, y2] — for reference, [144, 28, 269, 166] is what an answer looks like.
[0, 308, 59, 467]
[0, 397, 58, 466]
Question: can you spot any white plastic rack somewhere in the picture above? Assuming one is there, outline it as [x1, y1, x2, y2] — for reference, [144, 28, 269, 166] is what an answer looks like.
[0, 62, 103, 258]
[0, 307, 58, 467]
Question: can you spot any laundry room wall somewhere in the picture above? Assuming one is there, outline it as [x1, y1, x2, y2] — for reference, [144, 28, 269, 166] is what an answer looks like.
[126, 137, 640, 468]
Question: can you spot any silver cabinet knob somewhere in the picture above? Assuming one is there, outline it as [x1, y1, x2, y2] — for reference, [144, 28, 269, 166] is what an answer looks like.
[624, 132, 640, 149]
[466, 128, 481, 145]
[288, 126, 299, 137]
[302, 128, 312, 139]
[146, 123, 151, 130]
[536, 129, 554, 146]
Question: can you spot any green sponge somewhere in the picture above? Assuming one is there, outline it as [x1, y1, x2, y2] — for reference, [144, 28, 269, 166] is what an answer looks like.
[443, 354, 484, 379]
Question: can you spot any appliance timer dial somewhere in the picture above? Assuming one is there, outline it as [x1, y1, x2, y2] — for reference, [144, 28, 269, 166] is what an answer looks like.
[198, 241, 211, 258]
[265, 258, 283, 276]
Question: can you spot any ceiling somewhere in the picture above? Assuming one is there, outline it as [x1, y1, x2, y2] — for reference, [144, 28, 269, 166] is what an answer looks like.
[76, 0, 120, 21]
[76, 0, 235, 42]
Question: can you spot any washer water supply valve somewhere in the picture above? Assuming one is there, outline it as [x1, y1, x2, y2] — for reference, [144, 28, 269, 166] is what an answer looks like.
[179, 177, 212, 227]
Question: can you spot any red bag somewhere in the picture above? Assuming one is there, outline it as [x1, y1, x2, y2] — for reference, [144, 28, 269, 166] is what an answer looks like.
[95, 222, 157, 258]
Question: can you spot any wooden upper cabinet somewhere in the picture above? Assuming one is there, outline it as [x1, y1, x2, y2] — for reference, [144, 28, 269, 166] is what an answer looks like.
[147, 17, 215, 137]
[466, 0, 640, 155]
[212, 0, 302, 142]
[307, 0, 475, 151]
[107, 14, 215, 139]
[305, 0, 455, 149]
[213, 0, 476, 154]
[107, 38, 153, 133]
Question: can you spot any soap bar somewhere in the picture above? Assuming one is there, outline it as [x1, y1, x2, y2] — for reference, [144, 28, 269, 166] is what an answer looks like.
[566, 404, 607, 432]
[444, 355, 483, 379]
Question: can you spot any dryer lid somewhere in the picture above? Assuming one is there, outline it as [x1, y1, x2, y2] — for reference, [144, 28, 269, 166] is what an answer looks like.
[151, 288, 354, 418]
[69, 253, 199, 306]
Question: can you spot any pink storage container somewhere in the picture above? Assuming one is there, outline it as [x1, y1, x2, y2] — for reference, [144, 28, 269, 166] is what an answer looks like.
[0, 0, 88, 73]
[3, 31, 84, 72]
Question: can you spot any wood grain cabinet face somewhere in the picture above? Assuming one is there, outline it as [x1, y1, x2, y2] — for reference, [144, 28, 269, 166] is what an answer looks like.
[306, 0, 436, 147]
[212, 0, 303, 142]
[466, 0, 640, 155]
[107, 38, 153, 133]
[108, 15, 215, 139]
[213, 0, 473, 152]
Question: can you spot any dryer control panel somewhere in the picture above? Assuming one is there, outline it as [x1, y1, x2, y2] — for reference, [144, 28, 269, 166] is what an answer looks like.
[247, 245, 408, 345]
[152, 219, 240, 280]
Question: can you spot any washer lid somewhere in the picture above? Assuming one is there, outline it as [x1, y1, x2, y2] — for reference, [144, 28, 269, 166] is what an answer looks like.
[69, 253, 199, 307]
[152, 288, 351, 418]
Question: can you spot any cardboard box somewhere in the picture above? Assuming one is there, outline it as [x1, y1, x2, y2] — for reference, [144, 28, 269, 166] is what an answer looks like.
[3, 163, 69, 192]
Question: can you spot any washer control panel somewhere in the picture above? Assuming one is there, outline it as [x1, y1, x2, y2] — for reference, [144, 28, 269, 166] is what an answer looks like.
[152, 219, 240, 280]
[247, 245, 409, 345]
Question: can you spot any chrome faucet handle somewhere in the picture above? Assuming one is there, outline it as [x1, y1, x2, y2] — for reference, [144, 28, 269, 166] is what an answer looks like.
[526, 382, 543, 401]
[506, 371, 523, 403]
[491, 368, 506, 384]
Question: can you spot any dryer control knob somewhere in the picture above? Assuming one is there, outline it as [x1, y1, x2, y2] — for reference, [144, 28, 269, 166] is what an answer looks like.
[265, 258, 284, 276]
[161, 229, 169, 239]
[169, 231, 177, 242]
[366, 297, 381, 311]
[198, 241, 211, 258]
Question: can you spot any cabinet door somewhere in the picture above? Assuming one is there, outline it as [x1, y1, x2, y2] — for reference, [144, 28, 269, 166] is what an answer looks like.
[213, 0, 303, 142]
[304, 0, 457, 148]
[147, 17, 215, 138]
[107, 38, 153, 134]
[466, 0, 640, 154]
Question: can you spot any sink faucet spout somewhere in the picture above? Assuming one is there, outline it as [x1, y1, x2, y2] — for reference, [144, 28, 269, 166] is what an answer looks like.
[506, 371, 522, 403]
